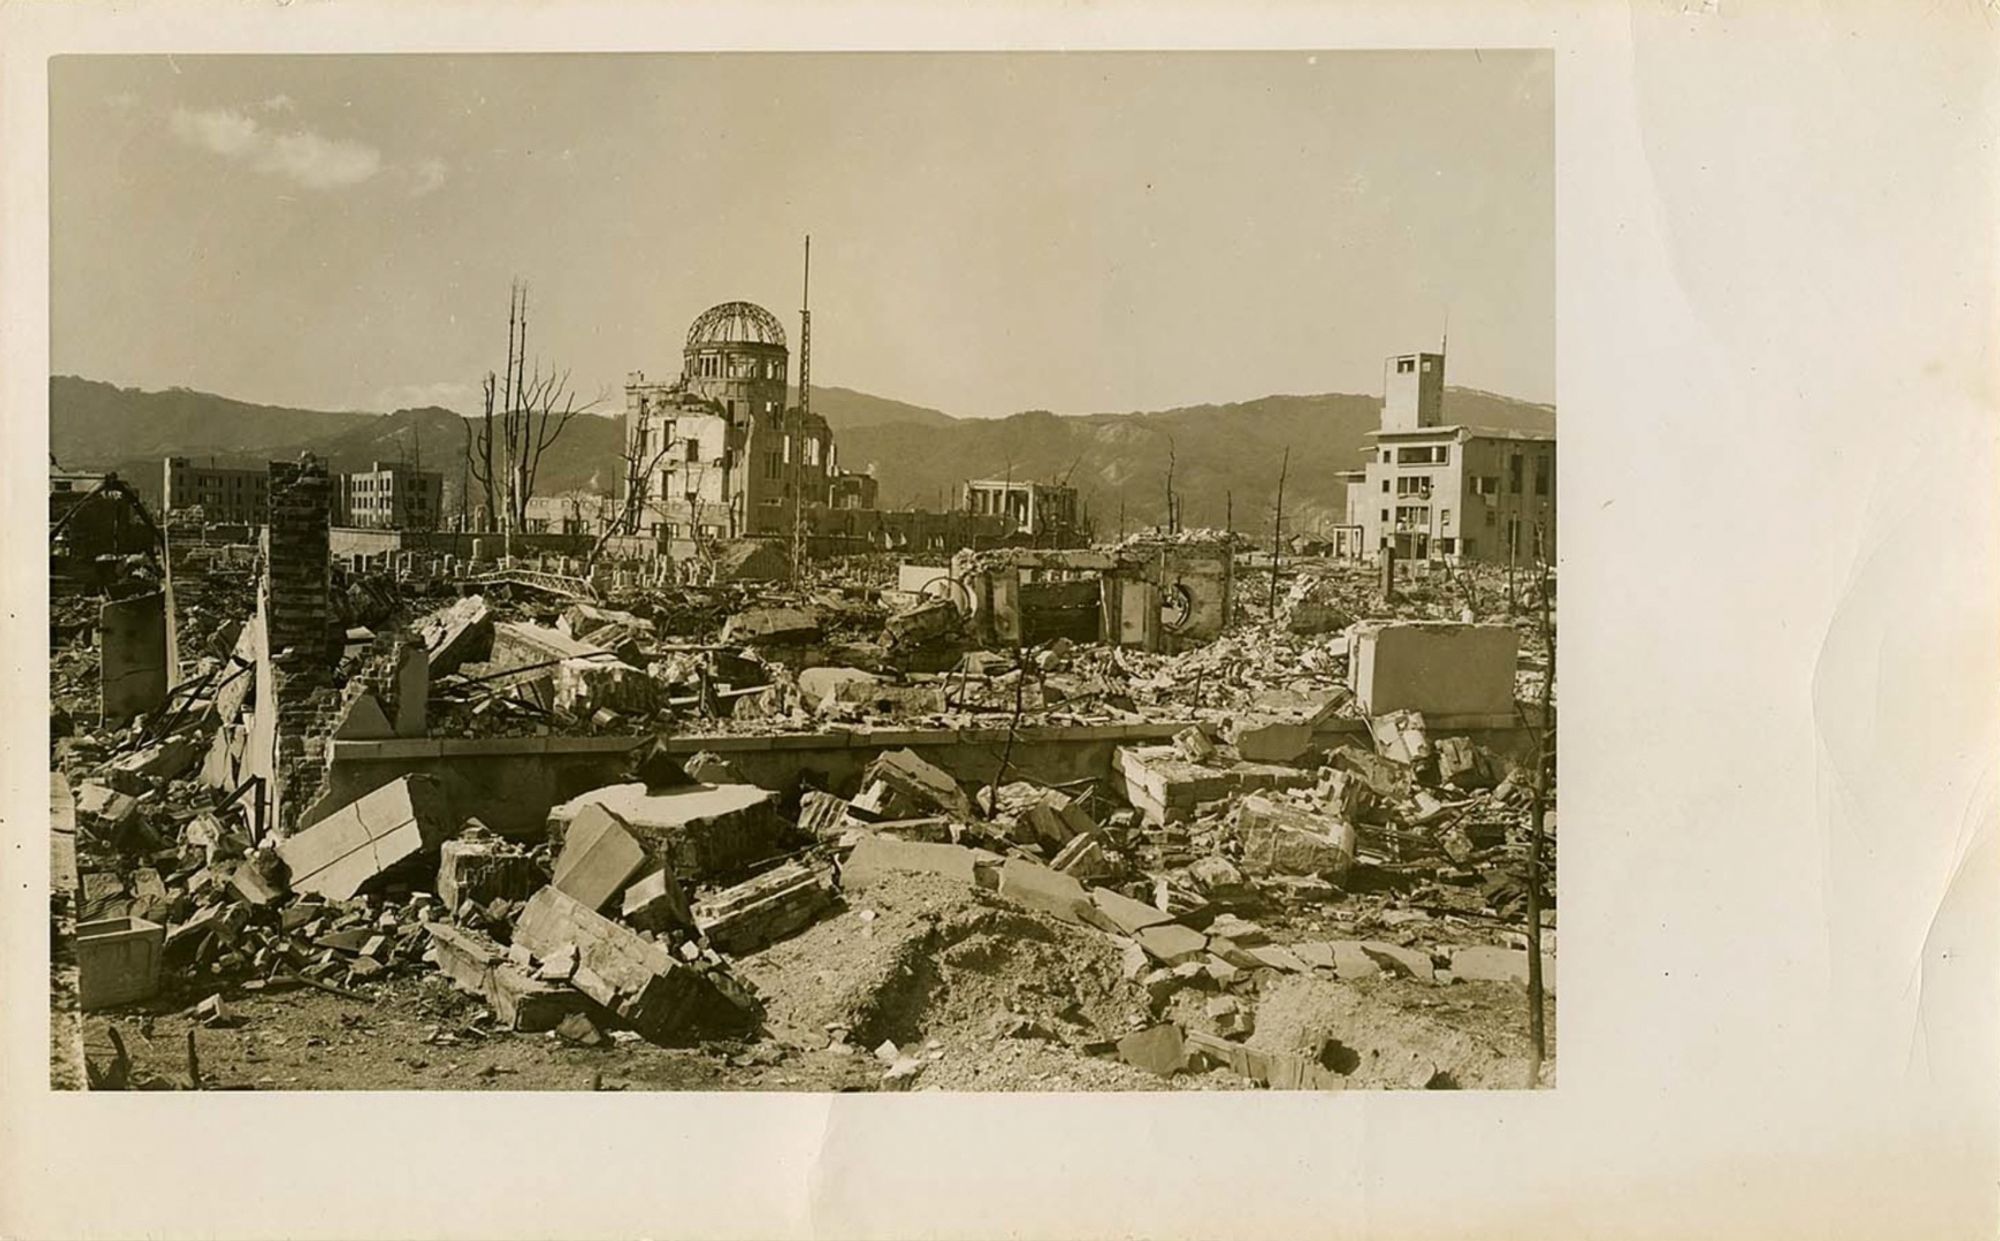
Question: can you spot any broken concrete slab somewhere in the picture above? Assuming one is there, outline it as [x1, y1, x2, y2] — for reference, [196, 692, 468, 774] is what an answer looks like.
[722, 607, 821, 646]
[1086, 886, 1174, 936]
[1116, 1022, 1186, 1077]
[621, 866, 696, 936]
[550, 802, 649, 912]
[111, 733, 205, 781]
[1450, 945, 1554, 992]
[1049, 832, 1117, 882]
[549, 781, 783, 882]
[1232, 795, 1356, 883]
[1135, 922, 1209, 966]
[995, 858, 1091, 923]
[1368, 710, 1431, 767]
[513, 886, 753, 1042]
[426, 922, 591, 1032]
[420, 595, 493, 676]
[692, 862, 835, 955]
[860, 748, 974, 819]
[275, 775, 451, 901]
[1227, 719, 1315, 765]
[795, 789, 854, 840]
[882, 597, 963, 649]
[797, 666, 882, 708]
[1359, 941, 1436, 982]
[841, 837, 981, 890]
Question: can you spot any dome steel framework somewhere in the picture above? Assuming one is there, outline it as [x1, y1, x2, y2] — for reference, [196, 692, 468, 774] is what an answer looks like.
[685, 301, 787, 350]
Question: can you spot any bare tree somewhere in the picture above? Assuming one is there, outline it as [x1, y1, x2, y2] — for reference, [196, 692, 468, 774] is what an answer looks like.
[1163, 432, 1178, 535]
[465, 280, 599, 540]
[589, 407, 679, 568]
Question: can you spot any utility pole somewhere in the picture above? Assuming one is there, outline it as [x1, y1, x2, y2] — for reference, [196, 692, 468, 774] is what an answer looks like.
[1268, 446, 1288, 619]
[1524, 530, 1554, 1085]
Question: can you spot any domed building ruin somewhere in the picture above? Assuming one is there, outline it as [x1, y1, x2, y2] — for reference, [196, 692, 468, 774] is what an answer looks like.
[621, 299, 837, 548]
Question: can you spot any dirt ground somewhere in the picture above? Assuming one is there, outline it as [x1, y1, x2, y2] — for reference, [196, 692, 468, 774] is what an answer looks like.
[76, 871, 1554, 1093]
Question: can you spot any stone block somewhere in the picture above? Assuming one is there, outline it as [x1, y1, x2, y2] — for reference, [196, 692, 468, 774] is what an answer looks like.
[1348, 621, 1518, 717]
[549, 781, 784, 881]
[426, 923, 590, 1032]
[1050, 832, 1117, 881]
[1232, 795, 1355, 883]
[860, 748, 973, 819]
[550, 802, 649, 912]
[692, 862, 834, 954]
[621, 866, 696, 935]
[436, 824, 544, 912]
[275, 775, 451, 901]
[796, 789, 853, 840]
[513, 886, 753, 1042]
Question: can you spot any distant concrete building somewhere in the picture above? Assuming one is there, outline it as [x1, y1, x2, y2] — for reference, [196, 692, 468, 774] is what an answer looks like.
[524, 490, 617, 536]
[336, 461, 444, 531]
[962, 479, 1084, 544]
[622, 300, 835, 545]
[1339, 348, 1555, 564]
[829, 468, 879, 511]
[163, 456, 269, 524]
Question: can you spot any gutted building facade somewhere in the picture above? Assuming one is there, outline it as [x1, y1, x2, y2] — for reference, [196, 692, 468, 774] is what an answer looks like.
[337, 462, 444, 531]
[962, 479, 1085, 546]
[163, 457, 270, 524]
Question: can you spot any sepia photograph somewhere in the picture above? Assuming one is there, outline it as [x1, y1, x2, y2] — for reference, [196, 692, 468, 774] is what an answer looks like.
[46, 50, 1557, 1093]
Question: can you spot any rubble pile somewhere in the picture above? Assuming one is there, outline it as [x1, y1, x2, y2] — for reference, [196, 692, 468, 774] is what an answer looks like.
[55, 523, 1556, 1091]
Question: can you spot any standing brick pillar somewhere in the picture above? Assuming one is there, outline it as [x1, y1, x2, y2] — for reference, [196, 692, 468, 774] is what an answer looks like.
[265, 455, 333, 673]
[262, 455, 337, 834]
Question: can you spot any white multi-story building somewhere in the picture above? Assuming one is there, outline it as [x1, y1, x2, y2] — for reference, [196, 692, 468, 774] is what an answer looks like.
[1337, 350, 1554, 564]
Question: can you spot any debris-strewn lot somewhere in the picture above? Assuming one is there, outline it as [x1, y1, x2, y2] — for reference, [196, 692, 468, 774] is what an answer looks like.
[54, 526, 1555, 1092]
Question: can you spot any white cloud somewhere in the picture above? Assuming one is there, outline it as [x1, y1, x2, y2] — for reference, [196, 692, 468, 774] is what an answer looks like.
[170, 106, 262, 158]
[260, 93, 296, 113]
[168, 104, 382, 190]
[409, 157, 449, 197]
[263, 129, 382, 188]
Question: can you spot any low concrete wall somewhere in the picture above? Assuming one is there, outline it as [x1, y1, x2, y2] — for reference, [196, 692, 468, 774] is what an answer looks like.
[322, 711, 1545, 840]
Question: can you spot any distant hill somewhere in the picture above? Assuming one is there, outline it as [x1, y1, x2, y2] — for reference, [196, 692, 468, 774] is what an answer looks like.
[49, 374, 1553, 534]
[50, 377, 378, 466]
[791, 385, 958, 431]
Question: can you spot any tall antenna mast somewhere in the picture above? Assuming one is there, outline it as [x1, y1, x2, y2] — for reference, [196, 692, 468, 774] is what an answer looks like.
[792, 234, 812, 581]
[800, 235, 812, 420]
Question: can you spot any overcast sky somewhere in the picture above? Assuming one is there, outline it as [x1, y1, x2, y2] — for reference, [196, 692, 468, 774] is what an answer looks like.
[50, 51, 1551, 419]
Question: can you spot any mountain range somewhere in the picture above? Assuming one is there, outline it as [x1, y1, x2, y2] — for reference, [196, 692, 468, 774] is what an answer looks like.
[49, 375, 1554, 534]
